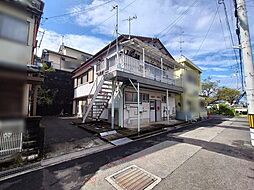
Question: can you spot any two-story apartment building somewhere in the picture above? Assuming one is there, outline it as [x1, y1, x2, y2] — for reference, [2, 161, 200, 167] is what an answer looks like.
[175, 56, 207, 121]
[41, 44, 93, 72]
[73, 35, 184, 130]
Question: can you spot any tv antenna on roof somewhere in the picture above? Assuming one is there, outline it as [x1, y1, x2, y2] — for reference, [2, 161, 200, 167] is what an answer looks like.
[123, 15, 137, 39]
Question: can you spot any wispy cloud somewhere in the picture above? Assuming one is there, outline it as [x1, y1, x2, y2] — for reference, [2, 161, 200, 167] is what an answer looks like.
[40, 0, 254, 88]
[37, 28, 108, 56]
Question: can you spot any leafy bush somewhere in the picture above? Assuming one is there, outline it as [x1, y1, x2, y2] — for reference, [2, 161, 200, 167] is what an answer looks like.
[207, 104, 235, 116]
[218, 104, 235, 116]
[208, 105, 219, 114]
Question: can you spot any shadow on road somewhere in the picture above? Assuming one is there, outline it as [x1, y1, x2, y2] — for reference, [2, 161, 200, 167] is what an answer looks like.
[0, 117, 252, 190]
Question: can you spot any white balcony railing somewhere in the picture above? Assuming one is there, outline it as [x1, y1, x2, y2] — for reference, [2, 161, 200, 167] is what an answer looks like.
[97, 54, 182, 87]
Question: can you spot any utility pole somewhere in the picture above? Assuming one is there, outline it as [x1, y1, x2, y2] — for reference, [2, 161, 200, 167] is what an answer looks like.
[236, 0, 254, 146]
[123, 15, 137, 39]
[38, 31, 45, 50]
[112, 5, 119, 60]
[111, 5, 118, 130]
[36, 30, 45, 56]
[61, 35, 64, 46]
[179, 30, 184, 57]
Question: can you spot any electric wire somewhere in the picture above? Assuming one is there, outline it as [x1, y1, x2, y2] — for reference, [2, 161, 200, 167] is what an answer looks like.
[193, 5, 220, 58]
[155, 0, 199, 38]
[43, 0, 115, 20]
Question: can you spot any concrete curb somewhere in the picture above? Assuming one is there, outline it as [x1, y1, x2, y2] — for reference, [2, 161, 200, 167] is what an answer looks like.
[0, 144, 113, 182]
[0, 118, 211, 182]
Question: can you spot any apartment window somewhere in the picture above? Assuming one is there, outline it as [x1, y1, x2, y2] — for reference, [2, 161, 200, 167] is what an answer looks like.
[74, 78, 78, 88]
[142, 93, 149, 102]
[77, 77, 82, 86]
[162, 95, 166, 103]
[125, 92, 148, 103]
[88, 69, 94, 83]
[125, 92, 137, 103]
[0, 13, 30, 44]
[82, 73, 88, 83]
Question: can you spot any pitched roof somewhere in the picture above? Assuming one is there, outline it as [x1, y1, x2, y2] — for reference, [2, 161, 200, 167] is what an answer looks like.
[73, 34, 175, 74]
[42, 49, 77, 60]
[59, 45, 93, 57]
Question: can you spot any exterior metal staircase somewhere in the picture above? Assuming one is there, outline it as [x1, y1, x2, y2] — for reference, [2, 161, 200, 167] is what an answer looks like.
[82, 76, 113, 122]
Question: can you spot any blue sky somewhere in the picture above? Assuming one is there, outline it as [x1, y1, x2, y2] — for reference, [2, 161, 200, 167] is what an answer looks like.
[38, 0, 254, 89]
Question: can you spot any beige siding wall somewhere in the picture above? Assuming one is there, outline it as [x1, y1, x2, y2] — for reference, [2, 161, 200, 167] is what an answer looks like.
[0, 3, 35, 65]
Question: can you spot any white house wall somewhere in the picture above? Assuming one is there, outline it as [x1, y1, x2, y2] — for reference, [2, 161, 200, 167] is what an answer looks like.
[122, 87, 176, 128]
[74, 67, 100, 98]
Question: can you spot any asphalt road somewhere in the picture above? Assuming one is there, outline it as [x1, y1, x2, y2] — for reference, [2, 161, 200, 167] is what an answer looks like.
[0, 117, 253, 190]
[41, 117, 92, 145]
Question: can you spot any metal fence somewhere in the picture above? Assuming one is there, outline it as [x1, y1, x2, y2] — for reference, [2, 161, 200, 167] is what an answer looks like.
[0, 132, 22, 157]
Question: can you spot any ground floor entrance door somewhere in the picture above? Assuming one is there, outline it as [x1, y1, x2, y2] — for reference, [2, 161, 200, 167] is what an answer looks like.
[150, 100, 162, 122]
[150, 100, 156, 122]
[156, 100, 161, 121]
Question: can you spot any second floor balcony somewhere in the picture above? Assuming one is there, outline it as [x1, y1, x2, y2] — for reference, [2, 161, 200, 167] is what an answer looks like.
[96, 53, 183, 89]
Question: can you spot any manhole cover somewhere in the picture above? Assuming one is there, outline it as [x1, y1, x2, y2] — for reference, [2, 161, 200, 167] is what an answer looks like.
[105, 165, 161, 190]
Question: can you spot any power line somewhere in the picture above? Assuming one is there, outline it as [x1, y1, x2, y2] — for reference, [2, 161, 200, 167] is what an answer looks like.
[216, 3, 228, 50]
[155, 0, 199, 38]
[96, 0, 139, 27]
[219, 0, 243, 90]
[43, 0, 115, 20]
[193, 5, 219, 58]
[218, 0, 239, 63]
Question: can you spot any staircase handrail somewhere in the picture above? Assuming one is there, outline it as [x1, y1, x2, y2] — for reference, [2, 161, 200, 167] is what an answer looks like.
[82, 75, 105, 123]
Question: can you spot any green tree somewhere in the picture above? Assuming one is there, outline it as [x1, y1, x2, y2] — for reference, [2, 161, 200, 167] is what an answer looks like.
[201, 77, 220, 105]
[37, 88, 58, 106]
[41, 62, 55, 72]
[216, 87, 240, 104]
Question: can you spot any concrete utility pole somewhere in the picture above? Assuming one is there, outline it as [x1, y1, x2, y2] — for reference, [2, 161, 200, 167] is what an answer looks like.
[179, 30, 184, 56]
[123, 15, 137, 39]
[236, 0, 254, 146]
[112, 5, 119, 60]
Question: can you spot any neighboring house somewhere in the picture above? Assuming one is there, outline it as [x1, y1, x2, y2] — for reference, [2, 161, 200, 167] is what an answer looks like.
[41, 44, 93, 72]
[38, 45, 93, 116]
[175, 56, 207, 121]
[73, 35, 184, 129]
[0, 0, 44, 161]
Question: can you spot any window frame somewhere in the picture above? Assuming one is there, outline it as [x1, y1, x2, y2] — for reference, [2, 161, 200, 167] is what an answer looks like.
[125, 91, 148, 104]
[88, 68, 94, 83]
[0, 13, 30, 45]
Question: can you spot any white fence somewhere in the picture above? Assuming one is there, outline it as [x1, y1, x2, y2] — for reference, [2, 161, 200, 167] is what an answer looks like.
[0, 132, 22, 157]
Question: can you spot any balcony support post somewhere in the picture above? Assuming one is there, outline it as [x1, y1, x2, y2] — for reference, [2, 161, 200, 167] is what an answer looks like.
[137, 82, 140, 134]
[111, 78, 116, 129]
[118, 85, 124, 128]
[142, 48, 145, 77]
[129, 79, 140, 134]
[166, 89, 169, 123]
[161, 57, 163, 82]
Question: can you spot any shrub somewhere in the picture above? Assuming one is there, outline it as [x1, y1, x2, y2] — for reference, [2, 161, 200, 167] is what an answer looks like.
[218, 104, 235, 116]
